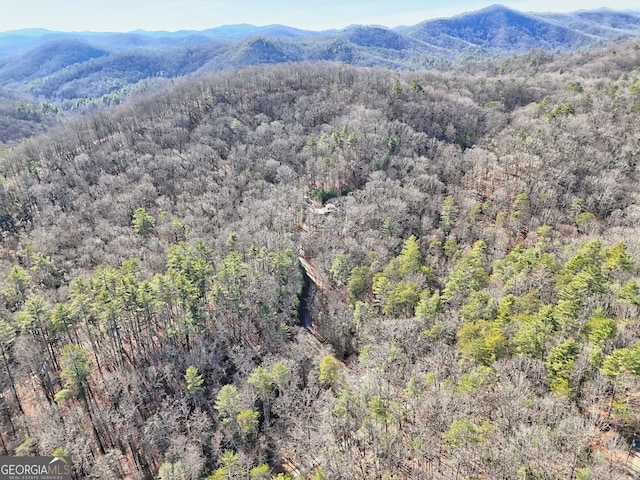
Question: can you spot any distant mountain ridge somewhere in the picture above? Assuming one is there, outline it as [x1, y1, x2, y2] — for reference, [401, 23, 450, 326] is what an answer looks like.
[0, 4, 639, 109]
[407, 5, 592, 51]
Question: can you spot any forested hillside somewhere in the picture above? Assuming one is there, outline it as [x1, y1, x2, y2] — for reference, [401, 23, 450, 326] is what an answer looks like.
[0, 38, 640, 478]
[1, 5, 639, 123]
[1, 6, 639, 147]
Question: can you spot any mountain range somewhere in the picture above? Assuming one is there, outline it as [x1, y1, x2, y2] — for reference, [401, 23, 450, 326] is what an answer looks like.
[0, 5, 639, 112]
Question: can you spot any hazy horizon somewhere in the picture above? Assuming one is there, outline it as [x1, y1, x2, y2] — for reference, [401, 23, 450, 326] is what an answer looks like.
[2, 1, 639, 34]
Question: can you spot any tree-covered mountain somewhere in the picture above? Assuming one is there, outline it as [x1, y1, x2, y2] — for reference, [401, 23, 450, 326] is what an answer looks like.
[0, 5, 638, 113]
[0, 35, 640, 478]
[405, 4, 594, 52]
[538, 8, 640, 37]
[0, 39, 109, 82]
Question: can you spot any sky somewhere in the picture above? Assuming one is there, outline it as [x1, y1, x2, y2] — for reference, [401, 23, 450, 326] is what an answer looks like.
[1, 0, 639, 33]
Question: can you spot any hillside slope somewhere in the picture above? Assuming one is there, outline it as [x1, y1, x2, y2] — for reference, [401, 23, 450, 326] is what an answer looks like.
[406, 4, 593, 52]
[0, 39, 639, 478]
[0, 5, 638, 108]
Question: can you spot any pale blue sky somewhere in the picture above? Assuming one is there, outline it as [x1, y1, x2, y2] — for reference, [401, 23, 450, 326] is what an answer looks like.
[2, 0, 638, 32]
